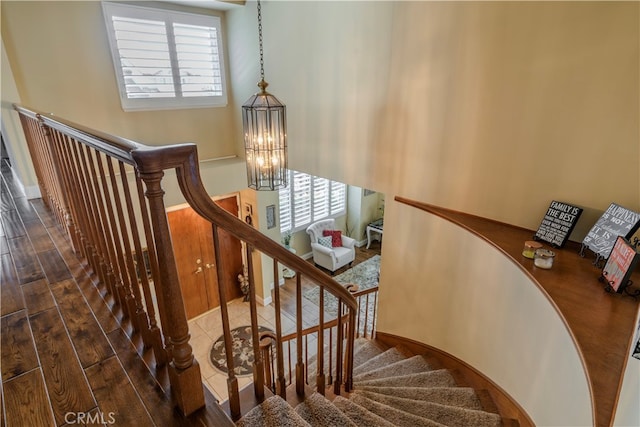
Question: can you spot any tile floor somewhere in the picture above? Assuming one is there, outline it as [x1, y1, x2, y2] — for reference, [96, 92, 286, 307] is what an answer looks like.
[188, 297, 308, 402]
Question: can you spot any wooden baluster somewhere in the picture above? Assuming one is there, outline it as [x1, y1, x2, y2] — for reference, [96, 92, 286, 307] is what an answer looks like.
[52, 130, 86, 257]
[18, 115, 47, 203]
[212, 223, 241, 419]
[295, 273, 304, 396]
[287, 340, 292, 387]
[317, 286, 325, 395]
[73, 142, 111, 296]
[137, 169, 204, 416]
[259, 334, 274, 392]
[371, 292, 378, 339]
[328, 323, 333, 386]
[119, 162, 161, 356]
[304, 334, 308, 387]
[88, 148, 128, 318]
[245, 243, 266, 402]
[344, 307, 356, 392]
[61, 136, 93, 269]
[95, 151, 137, 326]
[272, 259, 286, 399]
[68, 136, 102, 279]
[134, 175, 168, 365]
[106, 157, 145, 334]
[364, 295, 370, 338]
[34, 119, 63, 224]
[334, 298, 344, 395]
[43, 126, 80, 253]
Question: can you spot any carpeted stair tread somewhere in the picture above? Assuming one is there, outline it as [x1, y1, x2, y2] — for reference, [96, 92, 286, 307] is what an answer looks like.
[294, 392, 357, 427]
[349, 393, 447, 427]
[353, 347, 407, 376]
[236, 395, 310, 427]
[356, 369, 457, 388]
[352, 338, 386, 368]
[307, 338, 385, 382]
[353, 355, 432, 382]
[332, 396, 396, 427]
[352, 390, 502, 427]
[356, 385, 485, 410]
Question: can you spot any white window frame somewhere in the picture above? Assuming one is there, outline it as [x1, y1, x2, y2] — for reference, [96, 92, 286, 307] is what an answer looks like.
[102, 2, 227, 111]
[278, 170, 347, 233]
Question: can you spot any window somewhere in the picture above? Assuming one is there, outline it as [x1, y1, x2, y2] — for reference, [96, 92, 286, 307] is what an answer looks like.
[102, 2, 227, 111]
[279, 170, 347, 233]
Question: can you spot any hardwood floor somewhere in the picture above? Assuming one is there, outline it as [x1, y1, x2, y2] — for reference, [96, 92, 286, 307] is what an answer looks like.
[0, 161, 232, 426]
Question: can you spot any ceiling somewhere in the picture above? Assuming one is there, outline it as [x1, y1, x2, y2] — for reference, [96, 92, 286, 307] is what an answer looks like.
[159, 0, 246, 11]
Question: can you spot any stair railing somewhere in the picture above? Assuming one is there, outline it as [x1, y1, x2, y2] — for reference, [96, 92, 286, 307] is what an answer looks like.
[13, 104, 358, 420]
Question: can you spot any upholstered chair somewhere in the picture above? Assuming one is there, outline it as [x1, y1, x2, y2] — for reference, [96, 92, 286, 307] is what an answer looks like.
[306, 219, 356, 274]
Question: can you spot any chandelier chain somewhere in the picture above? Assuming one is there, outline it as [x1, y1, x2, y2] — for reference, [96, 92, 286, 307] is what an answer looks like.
[257, 0, 265, 81]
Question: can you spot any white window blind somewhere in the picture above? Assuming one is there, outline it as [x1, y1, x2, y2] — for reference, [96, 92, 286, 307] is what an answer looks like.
[102, 2, 227, 111]
[279, 170, 347, 233]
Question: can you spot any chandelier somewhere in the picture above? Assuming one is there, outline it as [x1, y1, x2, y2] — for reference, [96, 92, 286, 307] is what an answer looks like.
[242, 0, 287, 191]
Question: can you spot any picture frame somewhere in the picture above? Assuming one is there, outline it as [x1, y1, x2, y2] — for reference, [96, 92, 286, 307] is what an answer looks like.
[601, 236, 639, 293]
[266, 204, 276, 229]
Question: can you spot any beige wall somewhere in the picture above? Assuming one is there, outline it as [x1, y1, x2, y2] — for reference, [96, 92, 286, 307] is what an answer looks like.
[230, 1, 638, 237]
[226, 1, 639, 424]
[3, 1, 639, 422]
[1, 1, 238, 161]
[379, 202, 592, 426]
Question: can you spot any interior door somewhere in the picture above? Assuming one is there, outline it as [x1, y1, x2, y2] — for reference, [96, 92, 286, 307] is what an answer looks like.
[167, 196, 243, 319]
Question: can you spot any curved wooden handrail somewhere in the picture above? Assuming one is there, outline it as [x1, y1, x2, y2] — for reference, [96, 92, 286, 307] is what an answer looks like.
[133, 142, 358, 312]
[14, 104, 357, 312]
[13, 103, 358, 418]
[395, 196, 640, 427]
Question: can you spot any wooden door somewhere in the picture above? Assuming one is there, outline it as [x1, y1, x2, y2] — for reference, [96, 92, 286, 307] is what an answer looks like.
[167, 196, 243, 319]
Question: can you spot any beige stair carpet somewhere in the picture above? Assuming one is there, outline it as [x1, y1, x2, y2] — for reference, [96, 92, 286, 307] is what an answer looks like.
[353, 355, 432, 382]
[349, 393, 448, 427]
[237, 338, 505, 427]
[356, 385, 485, 410]
[352, 390, 503, 427]
[294, 392, 357, 427]
[236, 395, 310, 427]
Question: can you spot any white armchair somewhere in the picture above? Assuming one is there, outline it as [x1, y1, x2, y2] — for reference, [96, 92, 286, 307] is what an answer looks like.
[306, 219, 356, 274]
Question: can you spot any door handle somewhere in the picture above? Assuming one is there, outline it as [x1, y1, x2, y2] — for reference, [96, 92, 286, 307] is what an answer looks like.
[194, 266, 203, 274]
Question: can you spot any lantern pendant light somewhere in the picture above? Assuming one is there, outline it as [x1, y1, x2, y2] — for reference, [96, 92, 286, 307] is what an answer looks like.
[242, 0, 287, 191]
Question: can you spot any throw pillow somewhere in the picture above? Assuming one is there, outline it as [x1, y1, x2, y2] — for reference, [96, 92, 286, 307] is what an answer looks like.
[322, 229, 342, 247]
[318, 236, 333, 248]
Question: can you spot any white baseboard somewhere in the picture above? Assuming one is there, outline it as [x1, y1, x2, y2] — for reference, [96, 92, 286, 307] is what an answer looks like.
[257, 294, 272, 306]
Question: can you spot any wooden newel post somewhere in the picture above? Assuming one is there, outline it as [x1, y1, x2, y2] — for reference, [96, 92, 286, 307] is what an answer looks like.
[138, 170, 204, 416]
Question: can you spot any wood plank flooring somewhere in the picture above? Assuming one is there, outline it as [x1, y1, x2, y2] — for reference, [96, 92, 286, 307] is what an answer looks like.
[0, 161, 232, 426]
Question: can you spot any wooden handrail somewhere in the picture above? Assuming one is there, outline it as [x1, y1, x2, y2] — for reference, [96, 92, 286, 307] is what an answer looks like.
[395, 196, 640, 427]
[14, 103, 359, 421]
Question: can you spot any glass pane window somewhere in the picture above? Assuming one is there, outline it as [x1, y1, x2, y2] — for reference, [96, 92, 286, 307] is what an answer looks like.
[278, 170, 347, 233]
[103, 2, 227, 111]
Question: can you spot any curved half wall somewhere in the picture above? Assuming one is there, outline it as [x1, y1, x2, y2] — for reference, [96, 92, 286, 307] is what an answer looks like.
[376, 200, 591, 426]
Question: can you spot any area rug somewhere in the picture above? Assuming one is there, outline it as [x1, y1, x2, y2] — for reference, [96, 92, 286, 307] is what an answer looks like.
[210, 325, 273, 376]
[303, 255, 381, 317]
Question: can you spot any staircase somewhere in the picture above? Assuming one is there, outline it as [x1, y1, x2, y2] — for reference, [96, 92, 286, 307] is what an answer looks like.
[237, 338, 508, 427]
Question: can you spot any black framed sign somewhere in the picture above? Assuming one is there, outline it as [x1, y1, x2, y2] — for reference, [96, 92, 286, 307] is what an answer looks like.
[534, 201, 582, 248]
[601, 236, 639, 293]
[581, 203, 640, 262]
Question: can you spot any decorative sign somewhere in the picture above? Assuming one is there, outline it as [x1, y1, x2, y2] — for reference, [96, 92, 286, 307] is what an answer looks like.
[601, 236, 639, 292]
[582, 203, 640, 261]
[534, 201, 583, 248]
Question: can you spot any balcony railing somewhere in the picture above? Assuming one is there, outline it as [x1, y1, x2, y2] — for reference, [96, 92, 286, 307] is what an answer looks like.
[14, 104, 359, 420]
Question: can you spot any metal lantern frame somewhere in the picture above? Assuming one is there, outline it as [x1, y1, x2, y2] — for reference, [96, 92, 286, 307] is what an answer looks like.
[242, 0, 287, 191]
